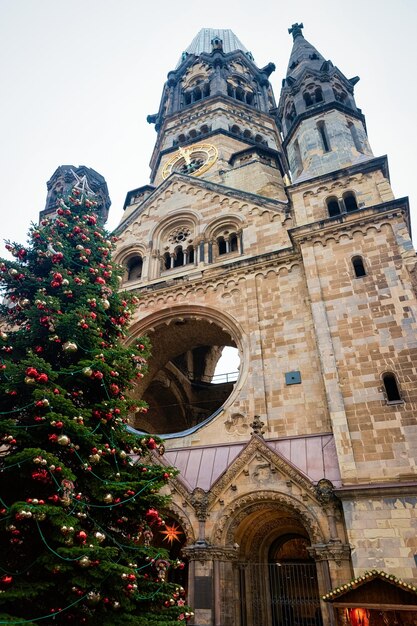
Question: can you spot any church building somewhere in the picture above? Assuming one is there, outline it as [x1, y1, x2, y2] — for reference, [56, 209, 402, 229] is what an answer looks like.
[49, 25, 417, 626]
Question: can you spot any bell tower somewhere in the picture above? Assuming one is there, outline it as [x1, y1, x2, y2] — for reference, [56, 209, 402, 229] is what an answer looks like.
[144, 28, 289, 199]
[278, 23, 373, 182]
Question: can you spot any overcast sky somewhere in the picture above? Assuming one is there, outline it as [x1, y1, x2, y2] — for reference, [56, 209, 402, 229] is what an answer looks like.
[0, 0, 416, 247]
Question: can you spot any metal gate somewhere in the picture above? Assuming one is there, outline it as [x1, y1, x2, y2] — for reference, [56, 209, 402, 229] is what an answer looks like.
[237, 562, 323, 626]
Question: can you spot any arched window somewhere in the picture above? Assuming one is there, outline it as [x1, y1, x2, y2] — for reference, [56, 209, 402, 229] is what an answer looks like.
[317, 121, 331, 152]
[126, 256, 143, 281]
[352, 256, 366, 278]
[326, 196, 340, 217]
[217, 236, 227, 255]
[243, 129, 252, 139]
[186, 245, 195, 263]
[230, 124, 241, 136]
[203, 83, 210, 98]
[230, 233, 238, 252]
[348, 122, 363, 153]
[293, 139, 303, 176]
[303, 92, 313, 107]
[189, 129, 198, 139]
[173, 246, 184, 268]
[163, 252, 171, 270]
[235, 87, 245, 102]
[184, 92, 192, 106]
[193, 86, 202, 101]
[382, 373, 402, 402]
[200, 124, 210, 135]
[246, 91, 254, 105]
[315, 87, 324, 103]
[227, 83, 234, 98]
[343, 191, 358, 212]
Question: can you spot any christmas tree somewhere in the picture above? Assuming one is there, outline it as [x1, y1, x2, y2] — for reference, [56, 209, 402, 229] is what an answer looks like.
[0, 176, 192, 624]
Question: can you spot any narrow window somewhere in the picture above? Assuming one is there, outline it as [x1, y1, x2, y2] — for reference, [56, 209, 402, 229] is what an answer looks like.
[293, 139, 303, 176]
[348, 122, 363, 153]
[193, 87, 202, 102]
[163, 252, 171, 270]
[383, 373, 401, 402]
[184, 93, 192, 106]
[173, 246, 184, 268]
[127, 256, 143, 281]
[235, 87, 244, 102]
[317, 121, 331, 152]
[187, 245, 195, 264]
[217, 237, 227, 255]
[203, 83, 210, 98]
[326, 196, 340, 217]
[230, 233, 238, 252]
[303, 92, 313, 107]
[227, 84, 234, 98]
[315, 87, 324, 103]
[343, 191, 358, 212]
[246, 92, 254, 105]
[352, 256, 366, 278]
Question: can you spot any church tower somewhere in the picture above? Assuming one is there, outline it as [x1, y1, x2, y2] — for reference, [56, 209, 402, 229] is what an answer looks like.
[114, 26, 417, 626]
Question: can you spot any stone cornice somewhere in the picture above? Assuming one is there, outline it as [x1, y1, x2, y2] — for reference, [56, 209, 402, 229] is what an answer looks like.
[289, 197, 410, 244]
[122, 246, 299, 298]
[334, 480, 417, 500]
[288, 155, 390, 190]
[182, 544, 239, 563]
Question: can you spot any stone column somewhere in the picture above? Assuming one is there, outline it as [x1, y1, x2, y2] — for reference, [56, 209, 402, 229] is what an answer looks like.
[308, 543, 352, 626]
[182, 545, 239, 626]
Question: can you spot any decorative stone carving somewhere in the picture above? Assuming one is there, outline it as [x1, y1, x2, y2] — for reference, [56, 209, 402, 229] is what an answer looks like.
[308, 542, 351, 566]
[315, 478, 336, 506]
[182, 544, 239, 564]
[250, 415, 265, 437]
[191, 487, 210, 521]
[212, 490, 325, 545]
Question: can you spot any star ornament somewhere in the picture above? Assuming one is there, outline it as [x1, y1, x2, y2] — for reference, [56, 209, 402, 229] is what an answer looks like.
[70, 170, 94, 197]
[160, 523, 183, 544]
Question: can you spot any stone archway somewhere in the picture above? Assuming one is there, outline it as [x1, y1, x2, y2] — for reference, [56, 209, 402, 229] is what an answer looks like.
[212, 493, 327, 626]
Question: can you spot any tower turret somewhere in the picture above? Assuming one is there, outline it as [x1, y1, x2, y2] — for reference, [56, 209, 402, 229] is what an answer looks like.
[278, 23, 373, 181]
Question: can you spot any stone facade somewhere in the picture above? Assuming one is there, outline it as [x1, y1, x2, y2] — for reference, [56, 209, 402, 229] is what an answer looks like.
[114, 25, 417, 626]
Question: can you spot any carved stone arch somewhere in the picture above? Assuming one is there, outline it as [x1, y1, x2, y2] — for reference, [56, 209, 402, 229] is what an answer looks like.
[212, 491, 325, 547]
[114, 243, 147, 266]
[150, 210, 199, 258]
[203, 214, 245, 240]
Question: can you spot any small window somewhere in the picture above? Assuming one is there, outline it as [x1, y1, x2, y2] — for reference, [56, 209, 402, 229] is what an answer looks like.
[127, 256, 143, 281]
[173, 246, 184, 268]
[303, 92, 313, 107]
[230, 233, 238, 252]
[246, 92, 254, 105]
[187, 245, 195, 264]
[315, 87, 324, 103]
[327, 196, 340, 217]
[243, 129, 252, 139]
[317, 121, 331, 152]
[293, 139, 303, 176]
[348, 122, 363, 153]
[343, 192, 358, 212]
[382, 373, 402, 402]
[217, 236, 227, 255]
[352, 256, 366, 278]
[163, 252, 171, 270]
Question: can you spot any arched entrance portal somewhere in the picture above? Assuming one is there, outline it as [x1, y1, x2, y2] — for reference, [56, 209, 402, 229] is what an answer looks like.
[229, 504, 324, 626]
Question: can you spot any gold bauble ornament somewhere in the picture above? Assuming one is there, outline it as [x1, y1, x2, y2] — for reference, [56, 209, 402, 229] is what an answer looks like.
[57, 435, 70, 446]
[25, 377, 36, 385]
[82, 367, 93, 377]
[63, 341, 78, 352]
[103, 493, 113, 503]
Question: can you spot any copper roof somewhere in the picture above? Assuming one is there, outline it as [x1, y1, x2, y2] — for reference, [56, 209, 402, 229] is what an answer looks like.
[164, 433, 341, 491]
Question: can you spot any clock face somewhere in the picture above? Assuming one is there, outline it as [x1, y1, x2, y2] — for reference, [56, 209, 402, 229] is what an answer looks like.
[162, 143, 218, 180]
